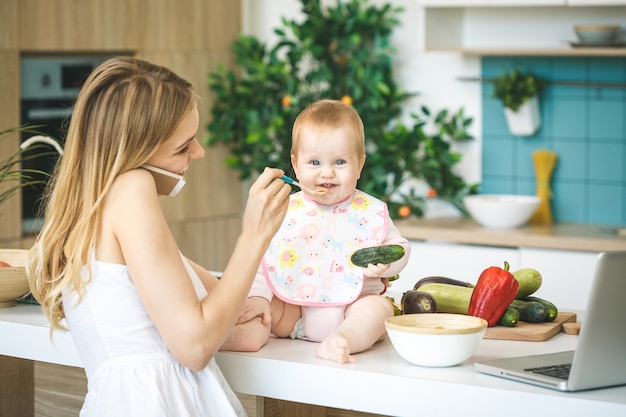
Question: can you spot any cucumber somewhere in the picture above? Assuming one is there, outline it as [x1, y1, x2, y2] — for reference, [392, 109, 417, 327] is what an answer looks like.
[497, 307, 520, 327]
[350, 244, 405, 267]
[512, 268, 542, 299]
[525, 296, 558, 322]
[509, 299, 547, 323]
[417, 283, 473, 315]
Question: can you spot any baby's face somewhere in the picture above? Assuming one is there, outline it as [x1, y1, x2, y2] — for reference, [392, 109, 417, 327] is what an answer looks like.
[292, 125, 364, 205]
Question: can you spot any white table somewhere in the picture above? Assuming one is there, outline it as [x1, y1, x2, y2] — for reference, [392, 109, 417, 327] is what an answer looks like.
[2, 304, 626, 417]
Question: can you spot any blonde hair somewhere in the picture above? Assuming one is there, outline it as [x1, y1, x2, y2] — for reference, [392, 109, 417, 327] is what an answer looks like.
[291, 99, 365, 159]
[27, 56, 197, 332]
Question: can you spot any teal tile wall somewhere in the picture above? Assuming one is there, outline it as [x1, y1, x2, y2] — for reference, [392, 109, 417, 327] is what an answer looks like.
[481, 57, 626, 227]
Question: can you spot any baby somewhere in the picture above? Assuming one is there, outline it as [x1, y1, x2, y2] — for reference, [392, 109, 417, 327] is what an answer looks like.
[222, 99, 410, 363]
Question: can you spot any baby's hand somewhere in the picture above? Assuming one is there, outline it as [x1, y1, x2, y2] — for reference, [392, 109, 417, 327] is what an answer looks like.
[362, 262, 391, 279]
[237, 296, 271, 325]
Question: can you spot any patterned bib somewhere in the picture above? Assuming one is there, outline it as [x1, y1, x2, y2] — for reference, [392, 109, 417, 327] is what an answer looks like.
[262, 190, 388, 306]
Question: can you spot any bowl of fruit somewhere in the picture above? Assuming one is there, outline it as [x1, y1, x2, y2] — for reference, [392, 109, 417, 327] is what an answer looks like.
[0, 249, 30, 307]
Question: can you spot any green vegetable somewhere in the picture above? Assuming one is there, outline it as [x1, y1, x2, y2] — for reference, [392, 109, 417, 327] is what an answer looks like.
[417, 283, 473, 315]
[509, 299, 547, 323]
[512, 268, 542, 299]
[525, 296, 558, 322]
[350, 244, 405, 267]
[513, 268, 542, 299]
[497, 307, 520, 327]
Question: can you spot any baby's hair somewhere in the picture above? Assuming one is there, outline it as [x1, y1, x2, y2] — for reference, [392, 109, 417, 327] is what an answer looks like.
[291, 99, 365, 158]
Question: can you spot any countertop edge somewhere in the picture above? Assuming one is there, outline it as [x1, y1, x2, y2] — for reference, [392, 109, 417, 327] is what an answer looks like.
[394, 218, 626, 252]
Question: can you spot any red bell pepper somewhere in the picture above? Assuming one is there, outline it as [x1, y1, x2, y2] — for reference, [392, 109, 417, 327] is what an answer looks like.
[468, 261, 519, 327]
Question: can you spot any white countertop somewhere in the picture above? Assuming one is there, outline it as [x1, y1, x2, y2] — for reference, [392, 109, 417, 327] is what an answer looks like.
[2, 304, 626, 417]
[395, 217, 626, 252]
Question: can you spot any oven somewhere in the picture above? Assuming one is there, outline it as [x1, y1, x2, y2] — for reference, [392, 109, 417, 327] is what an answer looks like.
[20, 55, 112, 233]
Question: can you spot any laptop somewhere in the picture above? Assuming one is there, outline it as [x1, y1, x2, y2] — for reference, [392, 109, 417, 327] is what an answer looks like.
[475, 251, 626, 392]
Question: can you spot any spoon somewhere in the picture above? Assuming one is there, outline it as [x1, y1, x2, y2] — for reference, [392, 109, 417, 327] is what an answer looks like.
[281, 175, 328, 196]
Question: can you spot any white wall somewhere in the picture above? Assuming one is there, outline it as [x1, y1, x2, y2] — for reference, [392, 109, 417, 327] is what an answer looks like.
[241, 0, 483, 195]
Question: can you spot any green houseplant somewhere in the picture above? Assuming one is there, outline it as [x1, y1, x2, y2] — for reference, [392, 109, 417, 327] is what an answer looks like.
[0, 126, 60, 208]
[492, 68, 545, 136]
[207, 0, 478, 218]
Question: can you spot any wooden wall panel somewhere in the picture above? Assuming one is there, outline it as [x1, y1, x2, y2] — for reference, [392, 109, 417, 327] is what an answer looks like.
[140, 51, 243, 223]
[0, 0, 18, 49]
[204, 0, 242, 52]
[18, 0, 141, 51]
[171, 213, 242, 272]
[0, 51, 22, 241]
[0, 356, 34, 417]
[34, 363, 86, 417]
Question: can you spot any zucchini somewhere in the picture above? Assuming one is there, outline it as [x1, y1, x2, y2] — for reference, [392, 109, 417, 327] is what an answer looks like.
[417, 283, 473, 315]
[512, 268, 542, 299]
[350, 244, 405, 267]
[509, 299, 547, 323]
[497, 307, 520, 327]
[525, 296, 558, 322]
[401, 290, 437, 314]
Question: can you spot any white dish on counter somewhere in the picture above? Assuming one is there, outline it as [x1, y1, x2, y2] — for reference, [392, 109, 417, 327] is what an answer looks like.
[463, 194, 540, 229]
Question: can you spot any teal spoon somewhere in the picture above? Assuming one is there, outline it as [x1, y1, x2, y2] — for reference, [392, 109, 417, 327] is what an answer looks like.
[281, 175, 327, 196]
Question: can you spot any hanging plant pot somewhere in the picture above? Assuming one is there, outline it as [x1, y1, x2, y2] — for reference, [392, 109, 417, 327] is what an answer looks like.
[503, 95, 541, 137]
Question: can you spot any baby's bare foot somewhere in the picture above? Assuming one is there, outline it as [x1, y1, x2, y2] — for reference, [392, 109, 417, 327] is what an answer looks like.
[316, 332, 355, 364]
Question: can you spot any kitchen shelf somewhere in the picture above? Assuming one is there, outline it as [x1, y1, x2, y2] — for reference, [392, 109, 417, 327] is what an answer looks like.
[429, 47, 626, 56]
[422, 4, 626, 57]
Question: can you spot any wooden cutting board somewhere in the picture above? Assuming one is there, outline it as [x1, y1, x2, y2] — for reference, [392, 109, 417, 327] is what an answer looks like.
[484, 312, 577, 342]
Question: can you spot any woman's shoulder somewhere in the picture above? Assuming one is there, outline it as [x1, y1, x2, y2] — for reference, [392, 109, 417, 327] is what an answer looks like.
[114, 167, 155, 189]
[104, 168, 160, 218]
[98, 168, 164, 262]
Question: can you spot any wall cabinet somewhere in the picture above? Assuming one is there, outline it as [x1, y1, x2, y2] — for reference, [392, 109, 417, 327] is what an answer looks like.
[397, 241, 599, 311]
[417, 1, 626, 6]
[418, 0, 626, 56]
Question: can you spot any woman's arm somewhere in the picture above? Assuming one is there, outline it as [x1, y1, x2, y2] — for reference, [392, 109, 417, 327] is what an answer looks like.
[108, 167, 290, 371]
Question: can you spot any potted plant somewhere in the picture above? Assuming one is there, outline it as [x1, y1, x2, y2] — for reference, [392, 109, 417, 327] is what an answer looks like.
[206, 0, 478, 218]
[0, 126, 62, 207]
[493, 68, 544, 137]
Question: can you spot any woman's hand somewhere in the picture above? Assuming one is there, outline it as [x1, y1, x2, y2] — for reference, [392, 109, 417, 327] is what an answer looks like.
[240, 167, 291, 244]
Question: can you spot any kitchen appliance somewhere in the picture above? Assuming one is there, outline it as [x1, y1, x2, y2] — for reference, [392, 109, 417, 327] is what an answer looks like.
[20, 55, 112, 232]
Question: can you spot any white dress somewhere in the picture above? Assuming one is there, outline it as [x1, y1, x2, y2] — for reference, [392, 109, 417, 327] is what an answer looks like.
[63, 254, 247, 417]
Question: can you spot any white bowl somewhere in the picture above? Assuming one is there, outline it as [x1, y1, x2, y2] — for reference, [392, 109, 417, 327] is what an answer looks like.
[574, 25, 620, 44]
[463, 194, 540, 229]
[385, 313, 487, 367]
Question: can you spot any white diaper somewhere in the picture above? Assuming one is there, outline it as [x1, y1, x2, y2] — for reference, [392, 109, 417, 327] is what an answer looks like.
[289, 318, 306, 340]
